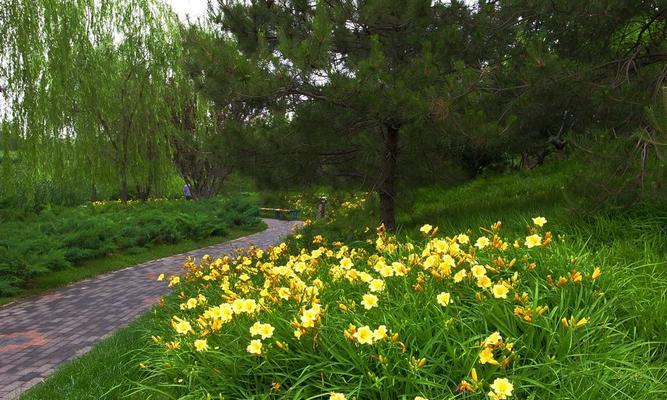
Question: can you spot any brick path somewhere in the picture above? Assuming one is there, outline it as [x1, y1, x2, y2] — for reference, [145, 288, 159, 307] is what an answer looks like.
[0, 219, 301, 400]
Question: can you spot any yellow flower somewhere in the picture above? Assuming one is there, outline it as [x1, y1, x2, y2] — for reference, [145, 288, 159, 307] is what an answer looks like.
[293, 261, 307, 273]
[194, 338, 208, 352]
[479, 346, 499, 365]
[423, 255, 438, 269]
[420, 224, 433, 234]
[392, 261, 408, 276]
[277, 287, 291, 300]
[218, 304, 234, 322]
[241, 299, 258, 314]
[246, 339, 263, 355]
[355, 271, 370, 283]
[157, 273, 165, 281]
[433, 239, 448, 253]
[369, 279, 385, 292]
[484, 331, 502, 346]
[475, 236, 490, 249]
[532, 216, 547, 227]
[453, 269, 467, 283]
[361, 294, 379, 310]
[415, 397, 429, 400]
[329, 393, 346, 400]
[448, 242, 461, 255]
[186, 298, 198, 309]
[340, 257, 354, 269]
[436, 292, 451, 306]
[300, 304, 322, 327]
[492, 284, 509, 299]
[232, 299, 245, 314]
[524, 234, 542, 248]
[379, 264, 394, 277]
[258, 323, 275, 339]
[471, 264, 487, 278]
[477, 275, 492, 288]
[591, 267, 601, 280]
[249, 321, 262, 336]
[344, 324, 357, 340]
[354, 325, 375, 345]
[490, 377, 514, 397]
[575, 317, 589, 328]
[457, 234, 470, 244]
[166, 341, 180, 350]
[458, 380, 474, 392]
[168, 275, 180, 287]
[172, 316, 194, 335]
[373, 325, 388, 341]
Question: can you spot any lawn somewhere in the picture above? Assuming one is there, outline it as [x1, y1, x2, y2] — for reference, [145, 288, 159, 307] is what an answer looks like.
[21, 162, 667, 399]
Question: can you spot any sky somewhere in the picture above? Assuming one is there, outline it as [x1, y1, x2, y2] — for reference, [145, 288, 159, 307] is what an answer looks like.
[164, 1, 479, 23]
[164, 0, 209, 23]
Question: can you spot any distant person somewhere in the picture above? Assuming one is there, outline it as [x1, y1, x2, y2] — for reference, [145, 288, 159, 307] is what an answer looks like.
[183, 183, 192, 200]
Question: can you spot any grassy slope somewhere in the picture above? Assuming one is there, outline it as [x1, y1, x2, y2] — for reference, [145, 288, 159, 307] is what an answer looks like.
[21, 163, 667, 399]
[0, 224, 266, 306]
[20, 313, 158, 400]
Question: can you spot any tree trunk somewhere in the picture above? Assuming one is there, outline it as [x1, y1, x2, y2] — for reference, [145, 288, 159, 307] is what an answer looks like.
[120, 176, 128, 203]
[379, 124, 399, 232]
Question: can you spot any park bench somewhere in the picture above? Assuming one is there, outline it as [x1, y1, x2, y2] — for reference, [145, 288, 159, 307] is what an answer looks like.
[259, 207, 301, 220]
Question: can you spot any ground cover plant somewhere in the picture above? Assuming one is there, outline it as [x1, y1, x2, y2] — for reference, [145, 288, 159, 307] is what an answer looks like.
[0, 224, 264, 307]
[0, 197, 261, 296]
[20, 163, 667, 399]
[125, 215, 666, 399]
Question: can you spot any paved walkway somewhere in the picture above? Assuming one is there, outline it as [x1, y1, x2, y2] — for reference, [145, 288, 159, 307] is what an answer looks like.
[0, 219, 301, 400]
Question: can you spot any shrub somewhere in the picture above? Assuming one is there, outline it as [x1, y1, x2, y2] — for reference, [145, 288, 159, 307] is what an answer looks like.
[0, 197, 261, 296]
[132, 218, 666, 399]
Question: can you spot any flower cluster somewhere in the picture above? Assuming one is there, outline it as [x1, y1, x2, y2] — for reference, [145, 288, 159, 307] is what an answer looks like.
[143, 216, 602, 398]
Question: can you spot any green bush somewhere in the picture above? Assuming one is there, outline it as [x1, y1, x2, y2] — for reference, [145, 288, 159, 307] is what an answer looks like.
[0, 197, 261, 296]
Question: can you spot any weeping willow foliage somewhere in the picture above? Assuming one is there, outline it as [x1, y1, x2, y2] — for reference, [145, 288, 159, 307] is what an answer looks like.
[0, 0, 184, 207]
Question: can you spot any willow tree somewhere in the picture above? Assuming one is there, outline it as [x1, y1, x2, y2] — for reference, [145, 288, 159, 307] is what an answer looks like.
[0, 0, 182, 206]
[167, 78, 236, 200]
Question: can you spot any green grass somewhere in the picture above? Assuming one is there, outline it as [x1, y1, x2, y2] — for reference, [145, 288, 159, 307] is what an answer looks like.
[20, 160, 667, 399]
[0, 224, 266, 306]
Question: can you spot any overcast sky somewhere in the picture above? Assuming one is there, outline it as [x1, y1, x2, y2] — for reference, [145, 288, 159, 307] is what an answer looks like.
[164, 0, 209, 22]
[164, 1, 478, 23]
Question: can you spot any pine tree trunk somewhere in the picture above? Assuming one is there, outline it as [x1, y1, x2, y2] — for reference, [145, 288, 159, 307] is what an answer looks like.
[379, 124, 398, 232]
[120, 167, 129, 203]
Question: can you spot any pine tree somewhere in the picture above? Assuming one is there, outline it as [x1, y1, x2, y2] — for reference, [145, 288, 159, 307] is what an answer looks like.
[189, 0, 492, 230]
